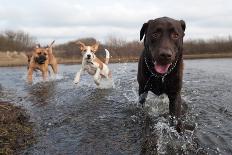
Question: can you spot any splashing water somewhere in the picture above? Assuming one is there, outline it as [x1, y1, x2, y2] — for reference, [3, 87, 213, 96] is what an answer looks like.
[1, 60, 232, 154]
[97, 78, 115, 89]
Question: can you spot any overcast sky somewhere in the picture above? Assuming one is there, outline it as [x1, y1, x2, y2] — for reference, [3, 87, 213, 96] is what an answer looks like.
[1, 0, 232, 44]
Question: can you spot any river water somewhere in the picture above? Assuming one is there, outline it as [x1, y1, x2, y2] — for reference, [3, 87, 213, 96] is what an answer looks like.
[0, 59, 232, 155]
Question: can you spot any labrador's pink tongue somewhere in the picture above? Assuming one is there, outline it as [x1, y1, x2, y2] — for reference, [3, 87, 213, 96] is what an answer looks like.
[154, 63, 171, 74]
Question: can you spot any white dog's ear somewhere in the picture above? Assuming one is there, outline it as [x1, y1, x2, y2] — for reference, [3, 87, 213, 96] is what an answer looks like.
[48, 40, 55, 48]
[91, 42, 99, 52]
[76, 41, 86, 51]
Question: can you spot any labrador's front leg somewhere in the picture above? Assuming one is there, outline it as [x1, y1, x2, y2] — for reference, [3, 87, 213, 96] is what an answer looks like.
[168, 92, 183, 133]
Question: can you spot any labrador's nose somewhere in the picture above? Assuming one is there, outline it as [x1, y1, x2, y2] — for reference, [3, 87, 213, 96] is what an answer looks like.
[159, 48, 172, 60]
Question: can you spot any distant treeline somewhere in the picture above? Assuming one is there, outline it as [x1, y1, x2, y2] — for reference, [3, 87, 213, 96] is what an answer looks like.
[1, 30, 232, 58]
[184, 37, 232, 54]
[54, 37, 143, 59]
[54, 36, 232, 59]
[0, 30, 36, 51]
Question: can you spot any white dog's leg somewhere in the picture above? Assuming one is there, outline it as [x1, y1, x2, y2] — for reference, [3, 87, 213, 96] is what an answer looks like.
[94, 68, 101, 85]
[101, 64, 111, 79]
[74, 68, 83, 84]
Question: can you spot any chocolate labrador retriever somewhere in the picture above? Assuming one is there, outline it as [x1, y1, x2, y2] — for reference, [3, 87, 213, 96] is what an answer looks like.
[137, 17, 186, 132]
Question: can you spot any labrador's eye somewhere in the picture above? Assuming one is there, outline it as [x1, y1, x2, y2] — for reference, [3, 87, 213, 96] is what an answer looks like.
[38, 52, 41, 55]
[171, 32, 179, 39]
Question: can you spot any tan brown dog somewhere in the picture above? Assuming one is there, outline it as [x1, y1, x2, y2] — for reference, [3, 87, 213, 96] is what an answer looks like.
[27, 40, 57, 84]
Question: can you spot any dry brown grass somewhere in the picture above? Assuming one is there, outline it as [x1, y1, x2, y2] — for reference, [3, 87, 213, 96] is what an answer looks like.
[57, 56, 139, 64]
[57, 57, 82, 64]
[0, 52, 27, 67]
[0, 101, 35, 154]
[184, 53, 232, 59]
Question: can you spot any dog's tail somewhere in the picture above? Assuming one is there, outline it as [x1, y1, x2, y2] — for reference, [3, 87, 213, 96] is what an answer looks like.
[104, 49, 110, 64]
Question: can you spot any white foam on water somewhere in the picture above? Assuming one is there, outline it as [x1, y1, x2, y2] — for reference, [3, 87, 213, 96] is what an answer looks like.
[123, 90, 138, 103]
[24, 73, 65, 85]
[154, 119, 196, 154]
[72, 77, 114, 90]
[73, 81, 95, 89]
[137, 92, 197, 154]
[121, 87, 196, 154]
[97, 78, 115, 89]
[122, 80, 139, 104]
[145, 92, 170, 117]
[155, 121, 179, 154]
[49, 74, 64, 81]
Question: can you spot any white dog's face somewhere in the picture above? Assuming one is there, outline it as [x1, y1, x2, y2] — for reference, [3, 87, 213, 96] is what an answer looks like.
[82, 46, 95, 61]
[76, 41, 99, 61]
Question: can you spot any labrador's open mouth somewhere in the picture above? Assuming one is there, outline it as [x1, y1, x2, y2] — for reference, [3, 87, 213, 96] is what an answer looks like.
[154, 62, 171, 74]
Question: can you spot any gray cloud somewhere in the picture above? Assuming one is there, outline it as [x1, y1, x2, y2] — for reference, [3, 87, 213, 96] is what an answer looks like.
[0, 0, 231, 44]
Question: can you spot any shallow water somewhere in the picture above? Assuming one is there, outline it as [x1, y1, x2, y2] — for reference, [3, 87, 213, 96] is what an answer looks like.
[0, 59, 232, 155]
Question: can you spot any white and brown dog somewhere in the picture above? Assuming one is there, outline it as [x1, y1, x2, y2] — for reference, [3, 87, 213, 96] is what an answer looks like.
[74, 41, 111, 85]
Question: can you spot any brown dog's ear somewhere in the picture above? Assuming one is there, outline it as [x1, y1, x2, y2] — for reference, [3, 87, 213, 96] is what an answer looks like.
[35, 44, 40, 48]
[49, 40, 55, 48]
[76, 41, 86, 51]
[26, 53, 31, 59]
[180, 20, 186, 32]
[91, 42, 99, 52]
[140, 22, 148, 41]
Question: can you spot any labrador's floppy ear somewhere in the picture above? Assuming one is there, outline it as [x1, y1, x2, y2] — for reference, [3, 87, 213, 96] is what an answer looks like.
[140, 22, 149, 41]
[76, 41, 86, 51]
[91, 42, 99, 52]
[180, 20, 186, 32]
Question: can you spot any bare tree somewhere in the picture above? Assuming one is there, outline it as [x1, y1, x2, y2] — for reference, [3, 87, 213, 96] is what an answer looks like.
[0, 30, 36, 51]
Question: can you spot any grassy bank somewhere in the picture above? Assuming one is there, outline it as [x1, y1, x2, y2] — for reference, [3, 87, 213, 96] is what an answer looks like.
[183, 53, 232, 59]
[58, 56, 139, 64]
[0, 101, 35, 154]
[0, 52, 27, 67]
[0, 52, 232, 67]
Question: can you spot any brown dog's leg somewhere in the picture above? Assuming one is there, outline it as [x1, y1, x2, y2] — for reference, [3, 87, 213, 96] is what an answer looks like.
[51, 64, 58, 74]
[42, 70, 48, 81]
[27, 68, 33, 84]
